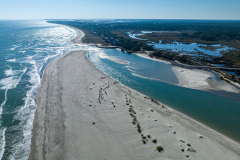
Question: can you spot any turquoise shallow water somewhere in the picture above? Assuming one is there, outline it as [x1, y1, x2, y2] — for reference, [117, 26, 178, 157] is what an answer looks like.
[88, 47, 240, 143]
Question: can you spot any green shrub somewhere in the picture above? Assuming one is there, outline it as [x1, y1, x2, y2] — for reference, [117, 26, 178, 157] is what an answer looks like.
[156, 146, 164, 152]
[142, 140, 146, 144]
[152, 139, 157, 143]
[137, 124, 142, 133]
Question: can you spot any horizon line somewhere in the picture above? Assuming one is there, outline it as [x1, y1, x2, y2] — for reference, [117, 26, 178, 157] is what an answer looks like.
[0, 18, 240, 21]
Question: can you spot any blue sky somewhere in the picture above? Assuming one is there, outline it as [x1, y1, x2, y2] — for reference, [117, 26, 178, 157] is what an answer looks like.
[0, 0, 239, 20]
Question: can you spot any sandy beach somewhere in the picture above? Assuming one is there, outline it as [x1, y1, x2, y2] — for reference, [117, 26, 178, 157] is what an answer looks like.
[28, 28, 240, 160]
[135, 53, 240, 93]
[172, 67, 240, 93]
[134, 53, 171, 64]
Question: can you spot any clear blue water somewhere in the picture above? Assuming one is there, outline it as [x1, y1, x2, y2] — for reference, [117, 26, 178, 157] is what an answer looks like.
[88, 48, 240, 144]
[0, 20, 84, 160]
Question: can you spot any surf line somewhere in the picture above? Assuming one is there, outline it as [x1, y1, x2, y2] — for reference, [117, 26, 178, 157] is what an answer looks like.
[14, 67, 27, 88]
[0, 67, 27, 115]
[0, 128, 6, 160]
[0, 86, 9, 116]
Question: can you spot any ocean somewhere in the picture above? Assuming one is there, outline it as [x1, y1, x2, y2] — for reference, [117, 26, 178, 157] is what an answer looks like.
[0, 20, 85, 160]
[0, 20, 240, 159]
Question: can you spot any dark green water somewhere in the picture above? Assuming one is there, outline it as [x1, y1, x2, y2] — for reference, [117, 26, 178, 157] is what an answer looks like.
[88, 48, 240, 143]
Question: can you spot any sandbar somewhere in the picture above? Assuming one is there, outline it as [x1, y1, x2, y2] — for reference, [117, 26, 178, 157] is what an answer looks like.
[108, 57, 129, 64]
[172, 66, 240, 93]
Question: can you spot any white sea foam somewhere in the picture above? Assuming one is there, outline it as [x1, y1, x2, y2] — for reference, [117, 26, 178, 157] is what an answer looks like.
[10, 84, 39, 160]
[7, 58, 40, 160]
[9, 45, 21, 51]
[9, 57, 40, 160]
[65, 26, 77, 41]
[0, 77, 18, 90]
[0, 87, 9, 115]
[1, 68, 27, 90]
[19, 51, 26, 54]
[99, 51, 109, 59]
[1, 20, 80, 160]
[26, 56, 33, 59]
[7, 58, 16, 62]
[5, 69, 13, 76]
[28, 64, 40, 85]
[0, 128, 6, 160]
[38, 50, 63, 73]
[14, 68, 27, 88]
[0, 68, 27, 117]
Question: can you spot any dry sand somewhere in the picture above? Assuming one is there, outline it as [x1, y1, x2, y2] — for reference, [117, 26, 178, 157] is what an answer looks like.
[134, 53, 171, 64]
[135, 53, 240, 93]
[172, 67, 240, 93]
[28, 28, 240, 160]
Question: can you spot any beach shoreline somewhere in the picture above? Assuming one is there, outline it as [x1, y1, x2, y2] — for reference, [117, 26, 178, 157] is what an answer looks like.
[28, 26, 240, 160]
[134, 53, 240, 93]
[172, 66, 240, 93]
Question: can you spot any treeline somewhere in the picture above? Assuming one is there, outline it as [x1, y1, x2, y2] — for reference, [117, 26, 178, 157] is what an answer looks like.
[89, 26, 154, 51]
[104, 22, 240, 32]
[190, 31, 240, 41]
[50, 20, 240, 43]
[48, 20, 240, 65]
[118, 37, 153, 51]
[49, 20, 154, 52]
[151, 50, 193, 65]
[49, 19, 240, 32]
